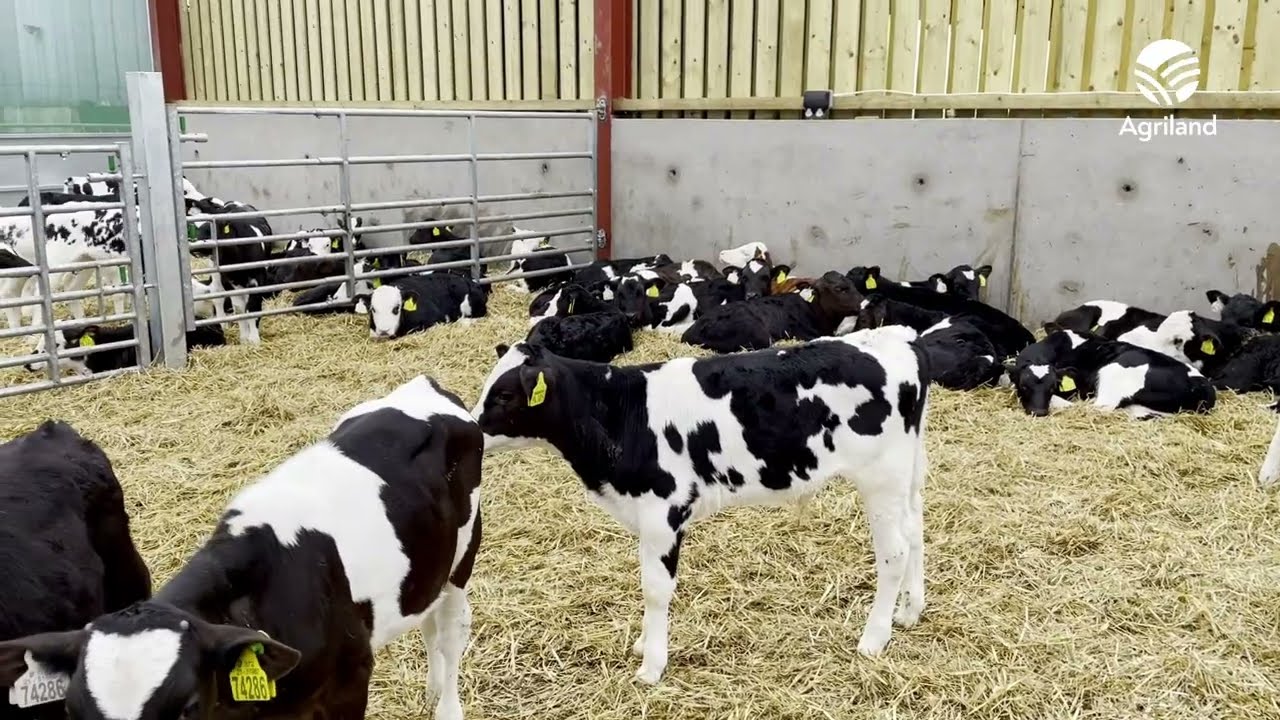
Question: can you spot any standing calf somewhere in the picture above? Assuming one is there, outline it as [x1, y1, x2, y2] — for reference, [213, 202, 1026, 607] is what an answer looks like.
[471, 329, 929, 683]
[0, 376, 483, 720]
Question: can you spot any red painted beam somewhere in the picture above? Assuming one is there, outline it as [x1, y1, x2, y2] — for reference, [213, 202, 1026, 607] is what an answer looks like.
[593, 0, 631, 261]
[148, 0, 187, 102]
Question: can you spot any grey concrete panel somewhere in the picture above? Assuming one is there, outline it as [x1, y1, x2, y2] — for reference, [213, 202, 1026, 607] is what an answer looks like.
[1014, 119, 1280, 326]
[611, 118, 1023, 310]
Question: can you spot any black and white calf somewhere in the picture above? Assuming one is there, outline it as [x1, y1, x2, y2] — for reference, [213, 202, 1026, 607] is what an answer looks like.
[570, 255, 673, 288]
[0, 377, 482, 720]
[1206, 290, 1280, 332]
[1052, 300, 1247, 374]
[502, 237, 572, 292]
[1006, 328, 1216, 418]
[682, 272, 864, 353]
[527, 282, 618, 328]
[368, 273, 488, 338]
[521, 308, 634, 363]
[1207, 334, 1280, 394]
[851, 296, 1003, 391]
[0, 421, 152, 719]
[22, 323, 227, 376]
[472, 329, 929, 683]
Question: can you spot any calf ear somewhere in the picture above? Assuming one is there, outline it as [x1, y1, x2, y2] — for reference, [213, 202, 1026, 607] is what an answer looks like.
[976, 265, 993, 288]
[1257, 301, 1280, 329]
[1193, 333, 1220, 357]
[1205, 290, 1227, 311]
[494, 343, 510, 359]
[1042, 321, 1065, 335]
[518, 365, 551, 407]
[0, 630, 88, 685]
[771, 264, 792, 283]
[401, 291, 419, 313]
[198, 624, 300, 683]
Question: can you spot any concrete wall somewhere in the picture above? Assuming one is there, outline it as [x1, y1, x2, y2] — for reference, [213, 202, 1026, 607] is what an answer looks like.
[612, 118, 1280, 325]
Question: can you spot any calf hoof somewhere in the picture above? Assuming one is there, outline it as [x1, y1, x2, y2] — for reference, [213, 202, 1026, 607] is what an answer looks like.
[856, 627, 891, 657]
[433, 696, 463, 720]
[893, 601, 924, 628]
[634, 662, 664, 685]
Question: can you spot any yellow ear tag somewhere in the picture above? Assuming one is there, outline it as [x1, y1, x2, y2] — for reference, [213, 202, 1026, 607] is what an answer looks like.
[1200, 339, 1216, 356]
[221, 224, 231, 236]
[79, 335, 96, 348]
[432, 227, 441, 237]
[865, 277, 877, 290]
[228, 644, 276, 702]
[1264, 309, 1276, 325]
[1058, 376, 1076, 392]
[1090, 324, 1101, 333]
[567, 299, 576, 314]
[528, 371, 547, 407]
[403, 297, 418, 312]
[330, 238, 341, 251]
[645, 285, 659, 298]
[776, 271, 788, 283]
[372, 278, 382, 288]
[979, 275, 987, 288]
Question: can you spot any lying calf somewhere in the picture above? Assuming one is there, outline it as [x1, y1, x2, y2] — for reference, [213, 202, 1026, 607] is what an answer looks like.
[1052, 300, 1246, 374]
[681, 271, 862, 353]
[521, 308, 634, 363]
[368, 273, 488, 338]
[0, 376, 483, 720]
[852, 297, 1002, 390]
[1206, 289, 1280, 332]
[528, 282, 617, 328]
[472, 328, 929, 684]
[1008, 328, 1216, 418]
[24, 323, 226, 375]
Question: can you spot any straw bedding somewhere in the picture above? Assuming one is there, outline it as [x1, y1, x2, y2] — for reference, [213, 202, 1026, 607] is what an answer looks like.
[1, 287, 1279, 719]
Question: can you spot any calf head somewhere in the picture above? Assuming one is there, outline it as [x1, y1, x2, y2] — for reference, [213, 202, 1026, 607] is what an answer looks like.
[853, 295, 892, 330]
[368, 284, 415, 338]
[0, 602, 299, 720]
[945, 264, 993, 301]
[1007, 361, 1077, 417]
[846, 266, 886, 295]
[740, 258, 787, 300]
[809, 271, 864, 321]
[22, 330, 69, 375]
[915, 273, 952, 295]
[472, 342, 569, 451]
[1206, 290, 1280, 332]
[718, 241, 769, 268]
[613, 275, 662, 327]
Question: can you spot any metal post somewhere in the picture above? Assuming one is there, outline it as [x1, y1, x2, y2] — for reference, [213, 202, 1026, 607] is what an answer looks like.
[25, 152, 60, 383]
[592, 0, 629, 261]
[118, 143, 152, 367]
[168, 106, 197, 332]
[338, 111, 356, 298]
[128, 71, 187, 369]
[467, 114, 481, 280]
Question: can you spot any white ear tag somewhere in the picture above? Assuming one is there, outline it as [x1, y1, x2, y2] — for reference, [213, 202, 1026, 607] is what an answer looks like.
[8, 652, 70, 708]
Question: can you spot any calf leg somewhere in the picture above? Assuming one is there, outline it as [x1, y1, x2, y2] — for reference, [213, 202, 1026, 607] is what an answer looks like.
[62, 270, 93, 319]
[419, 612, 447, 702]
[851, 463, 912, 657]
[2, 276, 27, 329]
[429, 583, 471, 720]
[633, 517, 683, 685]
[894, 439, 927, 629]
[1259, 414, 1280, 488]
[228, 292, 260, 345]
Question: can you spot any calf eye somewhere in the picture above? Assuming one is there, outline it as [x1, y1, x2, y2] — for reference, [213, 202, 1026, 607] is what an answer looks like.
[392, 306, 400, 315]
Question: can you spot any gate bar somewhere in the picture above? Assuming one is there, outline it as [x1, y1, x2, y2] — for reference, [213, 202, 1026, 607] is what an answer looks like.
[23, 151, 61, 383]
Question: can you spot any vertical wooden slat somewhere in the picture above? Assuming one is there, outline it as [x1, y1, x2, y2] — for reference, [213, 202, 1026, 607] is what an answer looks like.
[1206, 0, 1249, 90]
[215, 0, 235, 100]
[728, 0, 754, 118]
[578, 0, 593, 98]
[503, 0, 522, 99]
[332, 0, 350, 100]
[755, 0, 781, 117]
[304, 0, 322, 99]
[559, 0, 577, 99]
[317, 0, 336, 100]
[406, 0, 423, 100]
[706, 0, 730, 117]
[374, 0, 394, 101]
[292, 0, 311, 101]
[1170, 0, 1209, 47]
[831, 0, 862, 95]
[1015, 0, 1052, 91]
[360, 0, 379, 100]
[242, 0, 261, 100]
[859, 0, 890, 91]
[1054, 0, 1092, 91]
[540, 0, 559, 98]
[254, 0, 274, 100]
[805, 0, 834, 90]
[178, 0, 197, 99]
[420, 0, 440, 100]
[189, 0, 208, 100]
[520, 0, 538, 99]
[778, 0, 807, 102]
[1252, 0, 1280, 89]
[981, 0, 1018, 92]
[638, 0, 660, 99]
[230, 0, 250, 100]
[1119, 0, 1162, 91]
[344, 0, 364, 100]
[487, 0, 505, 99]
[889, 0, 920, 91]
[470, 0, 489, 100]
[391, 0, 410, 100]
[207, 0, 226, 100]
[452, 0, 472, 100]
[269, 0, 287, 100]
[660, 0, 682, 112]
[1086, 0, 1127, 91]
[918, 0, 951, 93]
[683, 0, 706, 113]
[435, 1, 455, 99]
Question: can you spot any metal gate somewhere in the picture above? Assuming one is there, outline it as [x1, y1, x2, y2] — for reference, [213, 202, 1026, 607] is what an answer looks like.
[0, 141, 151, 398]
[167, 105, 598, 342]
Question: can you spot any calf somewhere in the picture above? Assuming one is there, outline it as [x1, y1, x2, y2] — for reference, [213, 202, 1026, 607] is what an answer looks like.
[0, 377, 482, 720]
[682, 272, 862, 353]
[718, 241, 770, 269]
[651, 260, 723, 285]
[16, 191, 130, 320]
[528, 282, 618, 328]
[1206, 290, 1280, 332]
[1007, 329, 1216, 418]
[1052, 301, 1247, 374]
[198, 215, 270, 345]
[472, 329, 929, 683]
[24, 322, 226, 375]
[848, 269, 1033, 359]
[263, 217, 367, 293]
[852, 297, 1002, 390]
[571, 255, 673, 288]
[368, 273, 488, 339]
[502, 237, 573, 293]
[939, 264, 993, 301]
[521, 309, 634, 363]
[640, 280, 735, 333]
[1207, 334, 1280, 394]
[0, 421, 152, 719]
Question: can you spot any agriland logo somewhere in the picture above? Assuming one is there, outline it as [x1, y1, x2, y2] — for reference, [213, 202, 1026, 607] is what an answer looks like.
[1119, 38, 1217, 142]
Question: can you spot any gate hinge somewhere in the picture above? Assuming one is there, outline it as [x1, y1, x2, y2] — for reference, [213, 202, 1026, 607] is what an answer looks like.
[595, 229, 607, 248]
[595, 95, 608, 121]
